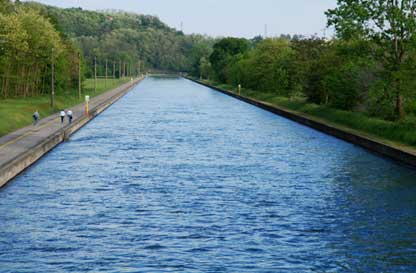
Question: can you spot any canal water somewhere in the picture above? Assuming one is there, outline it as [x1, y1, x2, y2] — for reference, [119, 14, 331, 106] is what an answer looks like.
[1, 77, 416, 272]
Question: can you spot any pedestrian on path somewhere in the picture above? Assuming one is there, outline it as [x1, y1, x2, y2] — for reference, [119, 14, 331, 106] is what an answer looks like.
[60, 110, 66, 124]
[33, 110, 39, 126]
[67, 110, 73, 124]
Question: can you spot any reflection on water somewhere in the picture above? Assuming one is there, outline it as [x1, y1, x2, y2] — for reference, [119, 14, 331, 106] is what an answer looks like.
[1, 77, 415, 272]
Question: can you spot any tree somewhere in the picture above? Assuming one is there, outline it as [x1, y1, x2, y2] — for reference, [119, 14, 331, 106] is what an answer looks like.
[0, 4, 80, 98]
[247, 38, 294, 95]
[199, 57, 213, 79]
[186, 34, 215, 77]
[327, 0, 416, 119]
[289, 37, 326, 99]
[209, 37, 249, 82]
[0, 0, 13, 14]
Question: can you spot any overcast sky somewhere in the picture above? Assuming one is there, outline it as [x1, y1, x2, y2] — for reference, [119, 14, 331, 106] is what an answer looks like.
[26, 0, 336, 38]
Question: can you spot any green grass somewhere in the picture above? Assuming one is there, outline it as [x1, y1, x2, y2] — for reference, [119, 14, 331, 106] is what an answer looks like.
[0, 78, 130, 137]
[205, 80, 416, 149]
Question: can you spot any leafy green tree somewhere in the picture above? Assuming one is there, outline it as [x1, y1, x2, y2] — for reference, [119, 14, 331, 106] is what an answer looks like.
[199, 57, 213, 79]
[297, 38, 377, 110]
[227, 56, 253, 88]
[186, 35, 215, 77]
[209, 37, 249, 82]
[0, 3, 81, 98]
[0, 0, 13, 14]
[248, 39, 293, 95]
[327, 0, 416, 119]
[289, 37, 326, 99]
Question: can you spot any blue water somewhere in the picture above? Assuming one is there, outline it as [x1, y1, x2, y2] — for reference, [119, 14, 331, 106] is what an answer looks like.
[1, 77, 416, 272]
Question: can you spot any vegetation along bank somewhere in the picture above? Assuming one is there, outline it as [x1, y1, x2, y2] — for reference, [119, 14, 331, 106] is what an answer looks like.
[0, 0, 215, 136]
[197, 1, 416, 148]
[2, 0, 416, 151]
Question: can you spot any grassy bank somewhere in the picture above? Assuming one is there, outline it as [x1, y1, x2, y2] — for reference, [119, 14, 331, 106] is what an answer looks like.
[202, 79, 416, 150]
[0, 78, 130, 137]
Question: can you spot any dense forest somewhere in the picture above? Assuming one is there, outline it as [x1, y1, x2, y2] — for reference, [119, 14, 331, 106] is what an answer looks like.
[0, 0, 215, 98]
[31, 3, 216, 76]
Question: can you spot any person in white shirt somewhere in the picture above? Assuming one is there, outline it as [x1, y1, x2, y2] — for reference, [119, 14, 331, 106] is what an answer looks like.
[60, 110, 66, 123]
[67, 110, 73, 124]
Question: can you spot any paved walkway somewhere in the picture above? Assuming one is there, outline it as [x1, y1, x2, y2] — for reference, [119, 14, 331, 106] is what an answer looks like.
[0, 79, 140, 169]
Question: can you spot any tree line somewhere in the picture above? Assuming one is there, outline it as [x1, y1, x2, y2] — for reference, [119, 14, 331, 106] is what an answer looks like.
[34, 3, 216, 76]
[3, 0, 416, 123]
[198, 0, 416, 121]
[0, 0, 215, 99]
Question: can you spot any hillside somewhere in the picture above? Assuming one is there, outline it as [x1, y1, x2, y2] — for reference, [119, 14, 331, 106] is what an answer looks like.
[22, 1, 214, 74]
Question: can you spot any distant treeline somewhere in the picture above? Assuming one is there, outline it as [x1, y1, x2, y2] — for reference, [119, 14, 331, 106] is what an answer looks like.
[0, 0, 215, 98]
[2, 0, 416, 123]
[201, 1, 416, 121]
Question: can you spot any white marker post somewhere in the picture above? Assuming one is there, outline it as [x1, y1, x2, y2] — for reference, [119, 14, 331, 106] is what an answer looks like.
[85, 95, 90, 116]
[238, 84, 241, 95]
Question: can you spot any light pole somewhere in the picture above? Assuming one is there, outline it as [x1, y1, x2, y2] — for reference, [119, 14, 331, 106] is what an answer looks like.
[94, 56, 97, 94]
[113, 61, 116, 85]
[119, 60, 121, 81]
[105, 58, 108, 88]
[51, 48, 55, 110]
[78, 52, 82, 101]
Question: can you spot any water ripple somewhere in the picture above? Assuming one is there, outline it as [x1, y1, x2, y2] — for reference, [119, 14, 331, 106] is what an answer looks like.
[1, 77, 416, 272]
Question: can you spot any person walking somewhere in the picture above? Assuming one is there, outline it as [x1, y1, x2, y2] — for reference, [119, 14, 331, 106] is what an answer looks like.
[33, 110, 39, 126]
[67, 110, 73, 124]
[60, 110, 66, 124]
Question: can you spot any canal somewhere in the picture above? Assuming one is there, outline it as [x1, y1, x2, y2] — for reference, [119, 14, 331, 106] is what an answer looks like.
[1, 77, 416, 272]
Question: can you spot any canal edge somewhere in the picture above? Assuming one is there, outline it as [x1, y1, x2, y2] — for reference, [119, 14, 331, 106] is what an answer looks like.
[0, 78, 144, 188]
[185, 77, 416, 168]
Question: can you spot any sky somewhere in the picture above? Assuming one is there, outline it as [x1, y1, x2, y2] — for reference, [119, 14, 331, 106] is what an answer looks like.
[25, 0, 337, 38]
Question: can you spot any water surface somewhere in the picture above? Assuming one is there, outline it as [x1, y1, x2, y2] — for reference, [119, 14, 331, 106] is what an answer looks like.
[1, 77, 416, 272]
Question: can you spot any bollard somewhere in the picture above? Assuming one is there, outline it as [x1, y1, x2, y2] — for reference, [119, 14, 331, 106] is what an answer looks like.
[85, 95, 90, 116]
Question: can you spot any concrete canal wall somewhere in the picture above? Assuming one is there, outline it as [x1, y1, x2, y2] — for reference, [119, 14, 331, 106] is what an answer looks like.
[0, 78, 143, 188]
[187, 77, 416, 168]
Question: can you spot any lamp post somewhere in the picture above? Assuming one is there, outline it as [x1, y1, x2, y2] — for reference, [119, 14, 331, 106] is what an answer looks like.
[94, 56, 97, 94]
[51, 48, 55, 110]
[105, 58, 108, 88]
[113, 61, 116, 85]
[78, 52, 82, 101]
[119, 60, 121, 81]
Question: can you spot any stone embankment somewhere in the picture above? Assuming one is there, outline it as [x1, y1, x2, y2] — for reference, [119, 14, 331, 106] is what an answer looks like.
[188, 77, 416, 168]
[0, 78, 143, 188]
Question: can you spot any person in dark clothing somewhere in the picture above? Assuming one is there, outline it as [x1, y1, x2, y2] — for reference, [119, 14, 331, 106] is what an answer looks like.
[33, 110, 39, 126]
[67, 110, 73, 124]
[60, 110, 66, 123]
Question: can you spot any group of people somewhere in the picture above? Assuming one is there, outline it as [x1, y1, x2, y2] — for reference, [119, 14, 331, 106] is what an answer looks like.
[60, 110, 73, 124]
[32, 109, 74, 126]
